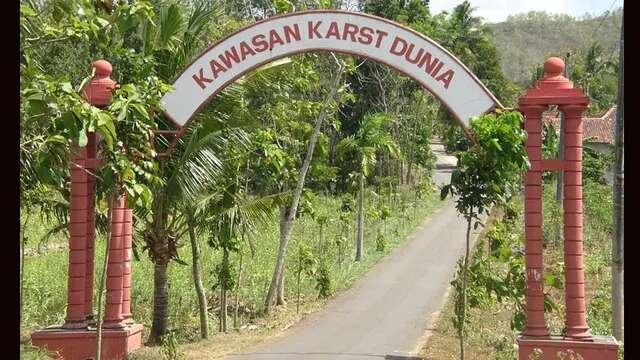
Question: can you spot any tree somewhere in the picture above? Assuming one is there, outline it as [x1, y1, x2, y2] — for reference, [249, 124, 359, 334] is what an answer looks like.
[612, 10, 623, 342]
[264, 60, 346, 311]
[441, 110, 529, 360]
[198, 160, 279, 332]
[337, 113, 401, 261]
[21, 2, 171, 356]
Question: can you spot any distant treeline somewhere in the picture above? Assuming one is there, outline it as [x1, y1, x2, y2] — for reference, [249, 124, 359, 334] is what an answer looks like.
[487, 8, 622, 86]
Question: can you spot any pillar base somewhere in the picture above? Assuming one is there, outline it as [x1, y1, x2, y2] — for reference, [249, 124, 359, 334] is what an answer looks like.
[62, 320, 88, 330]
[31, 323, 143, 360]
[522, 326, 550, 338]
[518, 335, 619, 360]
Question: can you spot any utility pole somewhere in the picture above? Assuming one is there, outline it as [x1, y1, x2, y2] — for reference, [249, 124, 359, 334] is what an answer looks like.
[556, 52, 570, 205]
[612, 11, 624, 342]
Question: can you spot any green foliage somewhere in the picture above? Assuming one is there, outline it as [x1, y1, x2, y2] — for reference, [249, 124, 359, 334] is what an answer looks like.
[441, 110, 529, 356]
[337, 112, 401, 178]
[441, 122, 470, 154]
[296, 244, 317, 278]
[542, 188, 563, 247]
[583, 181, 613, 245]
[160, 330, 185, 360]
[21, 188, 444, 341]
[441, 110, 529, 220]
[582, 145, 613, 185]
[568, 43, 619, 115]
[21, 0, 172, 221]
[314, 263, 333, 299]
[375, 229, 387, 252]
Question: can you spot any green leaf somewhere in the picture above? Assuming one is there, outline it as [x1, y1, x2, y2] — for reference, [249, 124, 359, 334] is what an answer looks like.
[20, 5, 36, 17]
[61, 83, 74, 94]
[77, 129, 88, 147]
[96, 111, 116, 150]
[274, 0, 293, 13]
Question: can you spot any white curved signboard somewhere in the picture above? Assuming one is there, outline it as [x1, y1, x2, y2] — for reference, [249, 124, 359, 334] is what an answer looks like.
[161, 10, 502, 128]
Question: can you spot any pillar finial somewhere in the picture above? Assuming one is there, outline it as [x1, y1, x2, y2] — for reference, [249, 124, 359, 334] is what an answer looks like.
[543, 57, 565, 79]
[92, 60, 113, 78]
[83, 59, 117, 108]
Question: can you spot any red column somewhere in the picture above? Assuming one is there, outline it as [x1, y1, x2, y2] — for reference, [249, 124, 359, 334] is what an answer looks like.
[521, 104, 550, 337]
[64, 147, 89, 329]
[560, 104, 592, 340]
[122, 208, 133, 322]
[103, 195, 126, 329]
[84, 133, 97, 320]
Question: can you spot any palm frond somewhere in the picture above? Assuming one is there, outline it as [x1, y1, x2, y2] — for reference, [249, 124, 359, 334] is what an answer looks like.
[157, 2, 185, 50]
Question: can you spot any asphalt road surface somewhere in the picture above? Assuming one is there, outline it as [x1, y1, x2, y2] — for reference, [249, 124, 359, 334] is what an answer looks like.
[226, 142, 481, 360]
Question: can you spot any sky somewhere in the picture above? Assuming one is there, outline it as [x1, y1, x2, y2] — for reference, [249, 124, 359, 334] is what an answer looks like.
[428, 0, 622, 23]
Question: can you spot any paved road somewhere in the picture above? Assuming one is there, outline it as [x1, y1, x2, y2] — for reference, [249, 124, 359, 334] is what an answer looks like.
[226, 142, 479, 360]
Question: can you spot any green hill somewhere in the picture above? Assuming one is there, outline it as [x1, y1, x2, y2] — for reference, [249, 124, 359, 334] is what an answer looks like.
[487, 8, 622, 86]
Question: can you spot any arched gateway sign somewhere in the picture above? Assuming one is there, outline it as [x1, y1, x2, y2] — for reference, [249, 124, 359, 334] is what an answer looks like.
[31, 10, 622, 360]
[161, 10, 502, 128]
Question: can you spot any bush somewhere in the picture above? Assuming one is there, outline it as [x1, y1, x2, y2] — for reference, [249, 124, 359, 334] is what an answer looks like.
[582, 145, 613, 185]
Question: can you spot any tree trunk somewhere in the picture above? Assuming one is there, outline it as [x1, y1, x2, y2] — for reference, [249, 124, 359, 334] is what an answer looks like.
[276, 270, 286, 305]
[276, 205, 287, 306]
[220, 248, 229, 333]
[187, 215, 208, 340]
[612, 14, 624, 342]
[20, 211, 31, 321]
[234, 244, 243, 329]
[265, 63, 345, 312]
[355, 172, 365, 261]
[219, 287, 227, 332]
[95, 200, 113, 360]
[556, 53, 569, 206]
[297, 257, 302, 314]
[149, 191, 170, 345]
[459, 213, 472, 360]
[149, 261, 169, 345]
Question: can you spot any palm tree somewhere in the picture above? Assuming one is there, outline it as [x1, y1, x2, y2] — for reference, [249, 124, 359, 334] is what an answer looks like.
[141, 122, 248, 344]
[337, 113, 401, 261]
[128, 1, 249, 344]
[195, 159, 283, 332]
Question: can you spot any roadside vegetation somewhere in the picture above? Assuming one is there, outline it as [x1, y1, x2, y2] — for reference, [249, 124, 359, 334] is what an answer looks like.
[22, 184, 444, 358]
[422, 143, 623, 359]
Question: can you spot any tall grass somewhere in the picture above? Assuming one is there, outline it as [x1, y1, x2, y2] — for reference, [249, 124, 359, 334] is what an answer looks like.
[21, 185, 445, 347]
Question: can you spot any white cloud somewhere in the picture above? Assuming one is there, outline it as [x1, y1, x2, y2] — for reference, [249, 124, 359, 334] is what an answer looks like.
[428, 0, 620, 23]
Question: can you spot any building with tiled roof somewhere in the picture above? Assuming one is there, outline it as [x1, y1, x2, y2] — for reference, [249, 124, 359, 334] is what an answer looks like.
[542, 106, 616, 183]
[542, 107, 616, 145]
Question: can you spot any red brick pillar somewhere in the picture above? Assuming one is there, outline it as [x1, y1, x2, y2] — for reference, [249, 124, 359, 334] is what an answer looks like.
[122, 208, 133, 322]
[84, 132, 97, 321]
[560, 104, 592, 340]
[521, 104, 550, 337]
[103, 195, 127, 329]
[64, 147, 90, 329]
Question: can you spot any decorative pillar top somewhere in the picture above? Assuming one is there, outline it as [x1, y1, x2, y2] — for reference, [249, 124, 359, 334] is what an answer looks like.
[542, 57, 566, 80]
[82, 60, 117, 108]
[518, 57, 589, 107]
[535, 57, 573, 91]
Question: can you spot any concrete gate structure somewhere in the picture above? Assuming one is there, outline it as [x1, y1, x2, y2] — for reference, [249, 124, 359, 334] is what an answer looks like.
[517, 57, 620, 359]
[31, 61, 144, 360]
[29, 10, 620, 360]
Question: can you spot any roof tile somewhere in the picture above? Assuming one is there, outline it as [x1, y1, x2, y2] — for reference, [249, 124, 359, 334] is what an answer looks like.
[541, 107, 616, 144]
